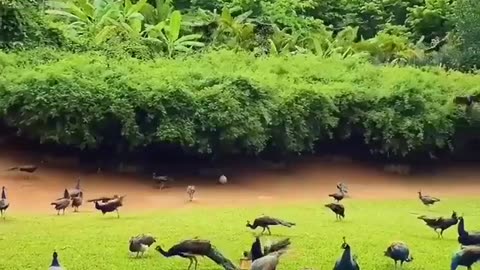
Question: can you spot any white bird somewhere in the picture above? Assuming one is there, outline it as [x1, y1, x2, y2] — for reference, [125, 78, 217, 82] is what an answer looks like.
[219, 175, 227, 184]
[250, 250, 287, 270]
[49, 251, 63, 270]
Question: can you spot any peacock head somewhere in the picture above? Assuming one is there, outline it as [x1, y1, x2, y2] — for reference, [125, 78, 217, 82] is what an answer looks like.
[452, 211, 458, 218]
[155, 245, 162, 252]
[341, 237, 350, 249]
[406, 255, 414, 262]
[246, 221, 251, 227]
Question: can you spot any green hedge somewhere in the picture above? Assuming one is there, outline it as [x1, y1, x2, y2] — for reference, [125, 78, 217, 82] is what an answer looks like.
[0, 49, 479, 157]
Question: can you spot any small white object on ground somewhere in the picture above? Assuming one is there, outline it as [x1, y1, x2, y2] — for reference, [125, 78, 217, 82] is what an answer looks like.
[219, 174, 227, 184]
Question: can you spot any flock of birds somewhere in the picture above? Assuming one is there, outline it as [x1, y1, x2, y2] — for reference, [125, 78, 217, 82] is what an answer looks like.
[1, 165, 480, 270]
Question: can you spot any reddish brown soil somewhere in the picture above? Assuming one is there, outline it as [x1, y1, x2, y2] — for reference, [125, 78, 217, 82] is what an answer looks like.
[1, 150, 480, 213]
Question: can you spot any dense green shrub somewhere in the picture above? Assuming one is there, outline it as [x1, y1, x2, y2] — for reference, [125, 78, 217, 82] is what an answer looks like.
[0, 0, 64, 49]
[0, 50, 478, 158]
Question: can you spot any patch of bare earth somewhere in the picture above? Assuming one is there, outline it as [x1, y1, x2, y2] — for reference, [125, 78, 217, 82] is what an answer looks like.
[0, 150, 479, 213]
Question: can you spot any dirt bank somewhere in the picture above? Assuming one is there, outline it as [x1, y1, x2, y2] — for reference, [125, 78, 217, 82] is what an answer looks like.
[0, 150, 479, 213]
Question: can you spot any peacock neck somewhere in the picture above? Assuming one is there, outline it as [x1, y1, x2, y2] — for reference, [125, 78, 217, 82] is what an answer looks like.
[340, 246, 352, 264]
[1, 188, 5, 199]
[458, 218, 467, 236]
[51, 257, 60, 267]
[157, 247, 171, 257]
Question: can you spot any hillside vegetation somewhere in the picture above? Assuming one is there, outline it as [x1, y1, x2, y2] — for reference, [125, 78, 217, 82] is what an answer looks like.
[1, 0, 480, 160]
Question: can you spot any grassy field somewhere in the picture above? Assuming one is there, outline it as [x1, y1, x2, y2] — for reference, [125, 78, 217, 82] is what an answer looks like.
[0, 199, 479, 270]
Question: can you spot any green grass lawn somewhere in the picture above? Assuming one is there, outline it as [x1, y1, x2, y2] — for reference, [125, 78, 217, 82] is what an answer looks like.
[0, 198, 479, 270]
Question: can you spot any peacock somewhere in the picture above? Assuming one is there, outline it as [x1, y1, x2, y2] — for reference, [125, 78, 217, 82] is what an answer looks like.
[457, 217, 480, 246]
[50, 189, 70, 215]
[155, 239, 238, 270]
[325, 203, 345, 220]
[71, 191, 83, 212]
[384, 241, 413, 267]
[417, 191, 440, 206]
[129, 234, 156, 257]
[68, 178, 82, 198]
[334, 237, 360, 270]
[250, 249, 287, 270]
[246, 216, 295, 235]
[0, 186, 9, 219]
[418, 211, 458, 238]
[49, 251, 63, 270]
[451, 245, 480, 270]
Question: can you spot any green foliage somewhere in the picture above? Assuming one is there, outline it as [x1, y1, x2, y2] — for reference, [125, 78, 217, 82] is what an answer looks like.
[0, 50, 478, 158]
[450, 0, 480, 70]
[0, 0, 65, 49]
[143, 10, 204, 57]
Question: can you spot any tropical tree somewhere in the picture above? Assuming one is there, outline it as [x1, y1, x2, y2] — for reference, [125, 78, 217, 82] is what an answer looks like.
[214, 7, 256, 50]
[143, 10, 204, 57]
[46, 0, 148, 44]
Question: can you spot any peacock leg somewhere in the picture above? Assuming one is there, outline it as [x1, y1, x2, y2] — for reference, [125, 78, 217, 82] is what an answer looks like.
[186, 257, 193, 270]
[193, 256, 198, 270]
[116, 209, 120, 218]
[267, 226, 272, 235]
[261, 227, 266, 234]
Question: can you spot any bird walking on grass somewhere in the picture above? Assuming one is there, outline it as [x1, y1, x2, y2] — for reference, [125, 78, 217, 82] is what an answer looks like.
[155, 239, 237, 270]
[417, 191, 440, 206]
[325, 203, 345, 221]
[418, 211, 458, 238]
[246, 216, 295, 235]
[92, 195, 125, 218]
[457, 217, 480, 246]
[71, 191, 83, 212]
[51, 189, 70, 215]
[129, 234, 156, 257]
[0, 186, 9, 219]
[250, 249, 287, 270]
[187, 185, 196, 202]
[334, 237, 360, 270]
[49, 251, 63, 270]
[248, 236, 291, 263]
[451, 245, 480, 270]
[329, 189, 346, 203]
[384, 241, 413, 268]
[68, 178, 82, 198]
